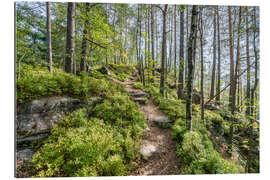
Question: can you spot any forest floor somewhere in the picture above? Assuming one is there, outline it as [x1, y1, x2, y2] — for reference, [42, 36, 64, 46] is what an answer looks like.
[112, 75, 182, 175]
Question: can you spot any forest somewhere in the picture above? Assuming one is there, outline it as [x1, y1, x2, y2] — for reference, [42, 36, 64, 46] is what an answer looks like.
[15, 1, 260, 177]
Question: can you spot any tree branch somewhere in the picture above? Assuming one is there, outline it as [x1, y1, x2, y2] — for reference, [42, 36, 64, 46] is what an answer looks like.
[204, 61, 256, 105]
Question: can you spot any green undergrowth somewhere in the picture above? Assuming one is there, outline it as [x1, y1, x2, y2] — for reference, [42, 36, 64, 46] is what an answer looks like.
[134, 80, 241, 174]
[108, 63, 136, 82]
[17, 63, 146, 177]
[32, 104, 146, 177]
[16, 63, 126, 103]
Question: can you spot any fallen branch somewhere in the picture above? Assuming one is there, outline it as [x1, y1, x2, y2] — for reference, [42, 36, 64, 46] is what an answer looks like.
[204, 61, 256, 105]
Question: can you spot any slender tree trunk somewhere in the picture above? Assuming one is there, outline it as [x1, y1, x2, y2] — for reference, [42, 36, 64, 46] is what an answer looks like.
[251, 7, 258, 117]
[245, 7, 251, 116]
[185, 7, 189, 84]
[228, 6, 235, 154]
[186, 5, 198, 131]
[216, 6, 221, 104]
[229, 6, 242, 155]
[147, 5, 151, 82]
[174, 5, 177, 87]
[46, 2, 53, 74]
[151, 5, 155, 77]
[65, 2, 76, 74]
[228, 6, 235, 112]
[160, 5, 168, 96]
[199, 8, 204, 123]
[80, 3, 90, 72]
[210, 7, 217, 100]
[178, 6, 185, 99]
[168, 13, 173, 74]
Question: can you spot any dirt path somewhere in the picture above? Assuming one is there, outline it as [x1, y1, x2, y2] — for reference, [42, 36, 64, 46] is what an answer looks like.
[113, 76, 182, 175]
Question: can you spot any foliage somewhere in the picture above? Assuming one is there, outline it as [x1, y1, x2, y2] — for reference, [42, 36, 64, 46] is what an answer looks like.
[93, 93, 146, 139]
[32, 89, 146, 177]
[32, 109, 132, 176]
[108, 63, 136, 82]
[16, 63, 125, 103]
[175, 131, 241, 174]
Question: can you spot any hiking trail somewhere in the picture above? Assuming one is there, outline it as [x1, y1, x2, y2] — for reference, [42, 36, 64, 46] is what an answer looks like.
[111, 75, 182, 175]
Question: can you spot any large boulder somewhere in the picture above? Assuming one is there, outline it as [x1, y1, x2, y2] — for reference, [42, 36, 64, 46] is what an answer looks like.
[153, 116, 173, 128]
[183, 88, 201, 105]
[140, 140, 158, 159]
[130, 92, 150, 98]
[16, 96, 82, 142]
[97, 66, 111, 75]
[204, 104, 218, 111]
[131, 97, 147, 104]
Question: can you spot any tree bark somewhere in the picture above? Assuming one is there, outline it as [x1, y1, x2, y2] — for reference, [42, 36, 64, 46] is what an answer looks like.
[174, 5, 177, 86]
[80, 3, 90, 72]
[160, 5, 168, 96]
[185, 7, 189, 84]
[65, 2, 76, 74]
[251, 7, 258, 117]
[186, 5, 198, 131]
[216, 6, 221, 104]
[245, 7, 251, 116]
[210, 7, 217, 100]
[199, 8, 204, 123]
[178, 6, 185, 99]
[151, 4, 155, 77]
[228, 6, 235, 112]
[46, 2, 53, 74]
[228, 6, 235, 155]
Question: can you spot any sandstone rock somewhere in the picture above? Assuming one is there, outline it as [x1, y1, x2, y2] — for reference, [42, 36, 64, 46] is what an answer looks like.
[131, 97, 147, 104]
[17, 96, 82, 139]
[130, 92, 150, 98]
[98, 66, 111, 75]
[140, 140, 157, 159]
[204, 104, 218, 111]
[153, 116, 173, 124]
[16, 148, 34, 162]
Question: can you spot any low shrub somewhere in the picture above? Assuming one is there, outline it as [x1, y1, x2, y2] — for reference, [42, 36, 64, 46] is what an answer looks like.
[93, 93, 146, 139]
[32, 107, 144, 177]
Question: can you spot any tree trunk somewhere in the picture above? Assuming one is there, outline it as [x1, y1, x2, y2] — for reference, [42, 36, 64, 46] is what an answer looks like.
[228, 6, 235, 155]
[65, 2, 76, 74]
[245, 7, 251, 116]
[210, 7, 217, 100]
[151, 5, 155, 77]
[80, 3, 90, 72]
[160, 5, 168, 96]
[46, 2, 53, 74]
[199, 8, 204, 123]
[185, 7, 189, 84]
[216, 6, 221, 104]
[178, 6, 185, 99]
[174, 5, 177, 86]
[228, 6, 235, 112]
[251, 7, 258, 117]
[186, 5, 198, 131]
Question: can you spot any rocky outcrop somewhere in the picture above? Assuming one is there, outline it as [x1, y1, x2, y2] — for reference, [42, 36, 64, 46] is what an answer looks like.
[183, 89, 201, 105]
[97, 66, 111, 75]
[153, 116, 174, 128]
[130, 91, 149, 104]
[204, 104, 218, 111]
[16, 96, 83, 145]
[140, 140, 158, 159]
